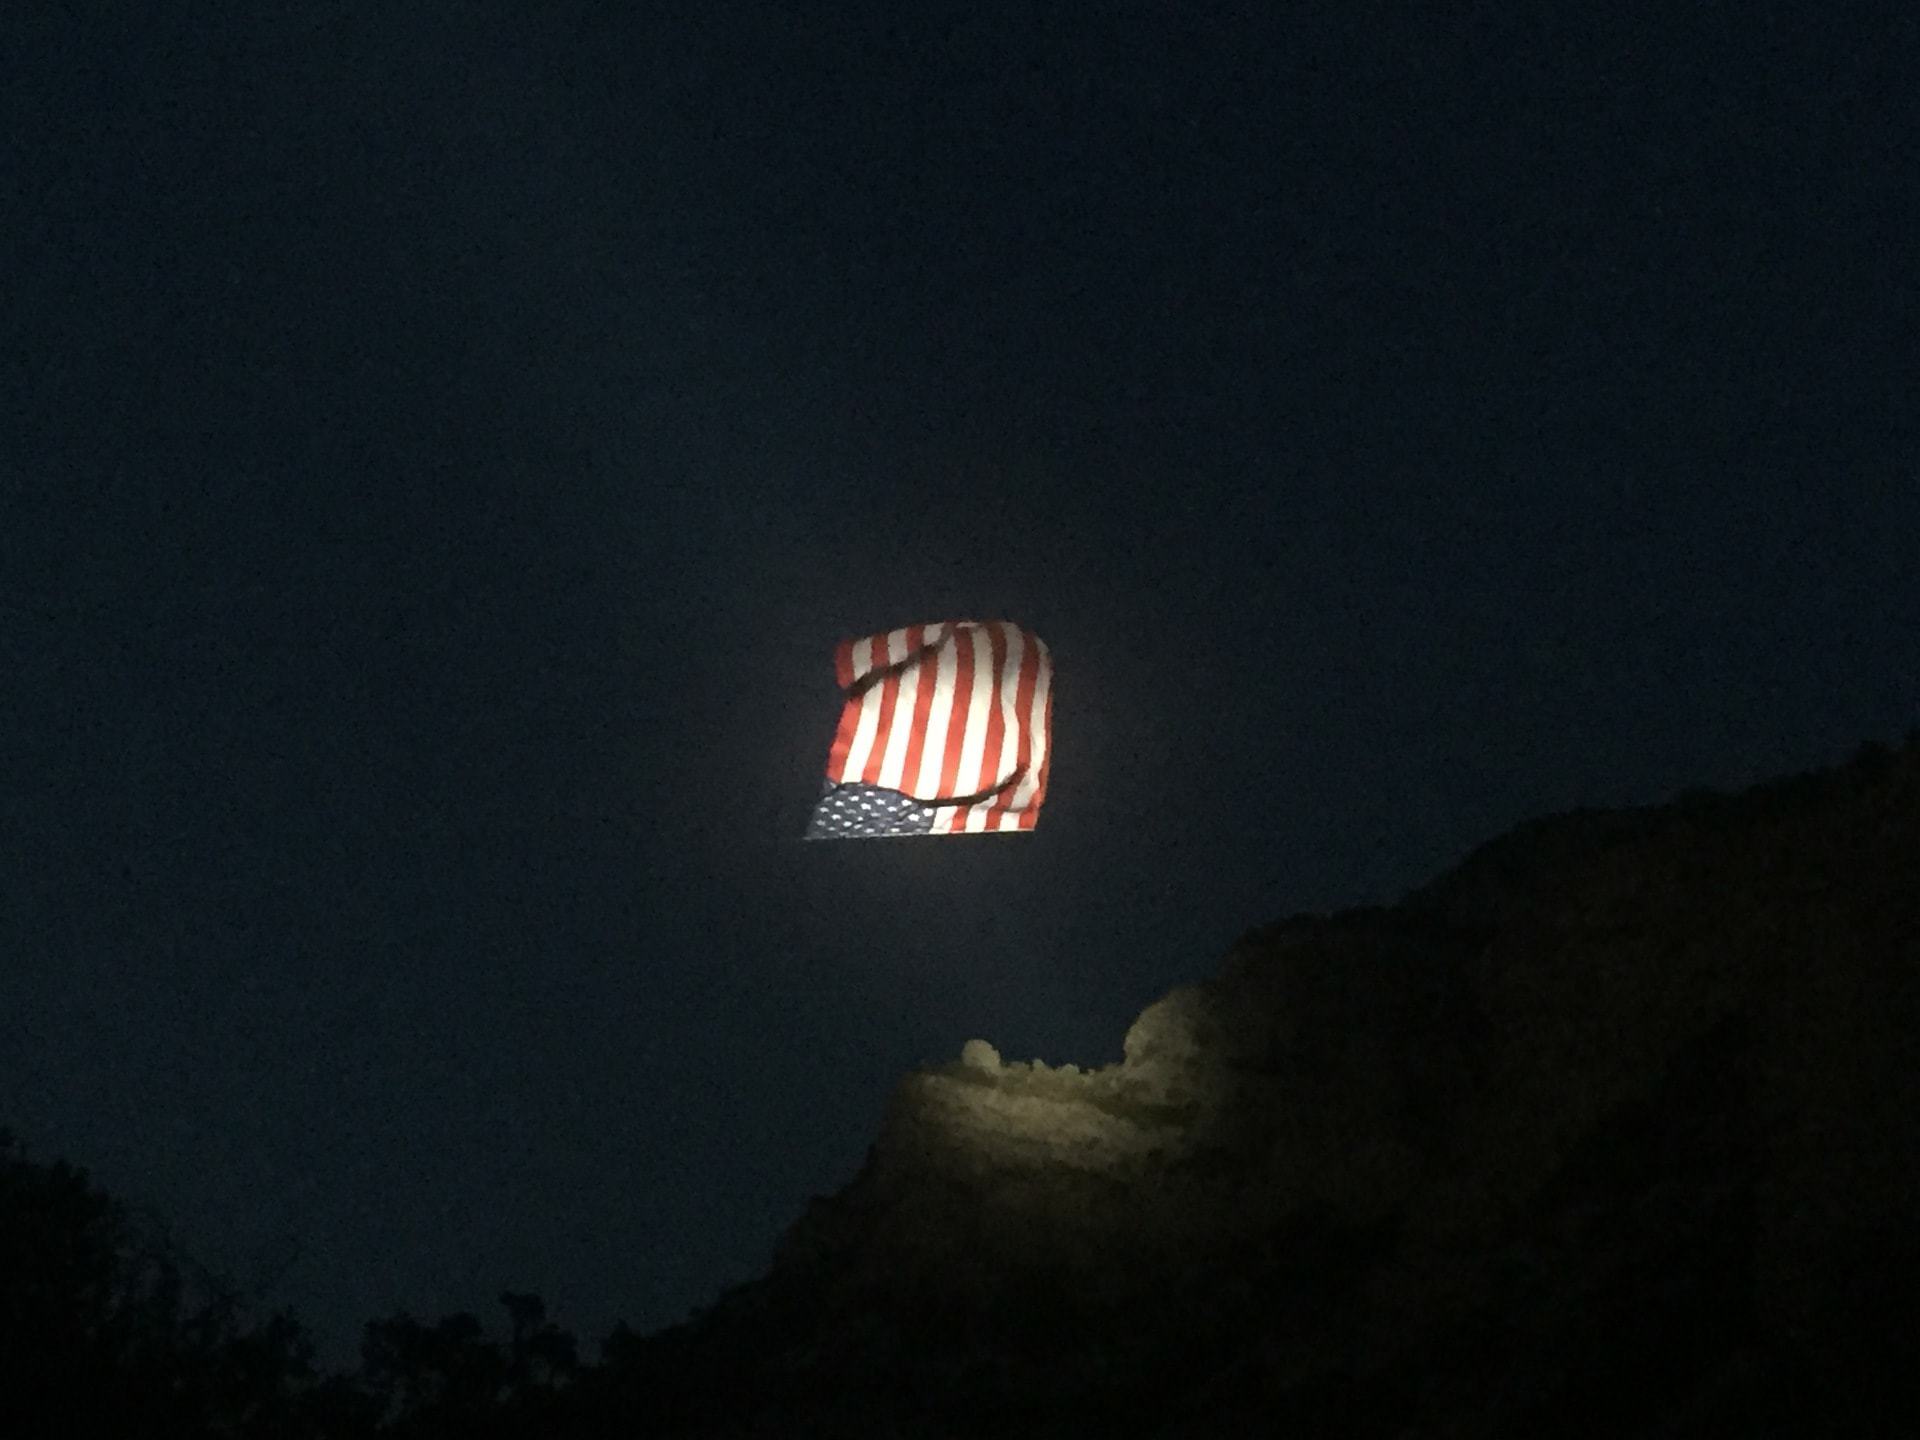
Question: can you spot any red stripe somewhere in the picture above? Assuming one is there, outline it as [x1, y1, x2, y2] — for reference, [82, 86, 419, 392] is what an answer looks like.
[825, 638, 864, 781]
[937, 626, 976, 801]
[982, 626, 1039, 827]
[826, 699, 858, 782]
[972, 623, 1009, 823]
[1024, 662, 1054, 826]
[859, 633, 905, 785]
[896, 625, 934, 793]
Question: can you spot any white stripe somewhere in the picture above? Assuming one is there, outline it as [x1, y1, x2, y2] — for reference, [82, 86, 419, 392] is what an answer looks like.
[951, 624, 995, 803]
[997, 641, 1050, 829]
[957, 624, 1009, 833]
[1017, 640, 1052, 814]
[907, 631, 958, 800]
[965, 625, 1023, 831]
[994, 625, 1025, 792]
[874, 629, 921, 790]
[1026, 642, 1052, 814]
[838, 636, 884, 781]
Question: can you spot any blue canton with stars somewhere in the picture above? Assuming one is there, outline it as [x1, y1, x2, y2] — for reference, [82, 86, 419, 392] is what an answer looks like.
[805, 781, 940, 839]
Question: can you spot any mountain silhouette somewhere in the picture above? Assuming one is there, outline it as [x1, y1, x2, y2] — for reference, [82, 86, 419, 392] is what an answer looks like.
[594, 735, 1919, 1437]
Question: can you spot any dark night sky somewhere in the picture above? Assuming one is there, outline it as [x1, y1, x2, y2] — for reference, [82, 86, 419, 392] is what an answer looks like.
[4, 3, 1915, 1363]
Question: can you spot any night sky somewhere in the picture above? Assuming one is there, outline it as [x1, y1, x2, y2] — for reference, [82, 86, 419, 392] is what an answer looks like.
[5, 4, 1915, 1364]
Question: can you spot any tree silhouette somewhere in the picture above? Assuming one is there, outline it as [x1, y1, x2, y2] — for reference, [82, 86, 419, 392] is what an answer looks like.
[0, 1131, 322, 1437]
[356, 1294, 584, 1437]
[1, 1129, 612, 1437]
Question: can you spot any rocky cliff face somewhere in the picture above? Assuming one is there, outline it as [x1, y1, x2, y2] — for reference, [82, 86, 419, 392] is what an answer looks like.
[622, 739, 1920, 1437]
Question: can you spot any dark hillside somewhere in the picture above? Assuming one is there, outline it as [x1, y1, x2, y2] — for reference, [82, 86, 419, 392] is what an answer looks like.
[594, 736, 1919, 1436]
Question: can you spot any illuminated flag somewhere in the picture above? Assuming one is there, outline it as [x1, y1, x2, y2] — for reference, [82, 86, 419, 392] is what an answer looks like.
[806, 620, 1053, 839]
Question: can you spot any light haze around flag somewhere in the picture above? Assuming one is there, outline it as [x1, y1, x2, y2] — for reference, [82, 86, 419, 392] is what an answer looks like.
[805, 620, 1053, 839]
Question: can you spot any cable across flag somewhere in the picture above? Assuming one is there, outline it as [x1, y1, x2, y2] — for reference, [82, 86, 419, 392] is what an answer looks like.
[806, 620, 1053, 839]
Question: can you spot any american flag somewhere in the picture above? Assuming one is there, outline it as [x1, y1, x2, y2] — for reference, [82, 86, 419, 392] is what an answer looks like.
[805, 620, 1053, 839]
